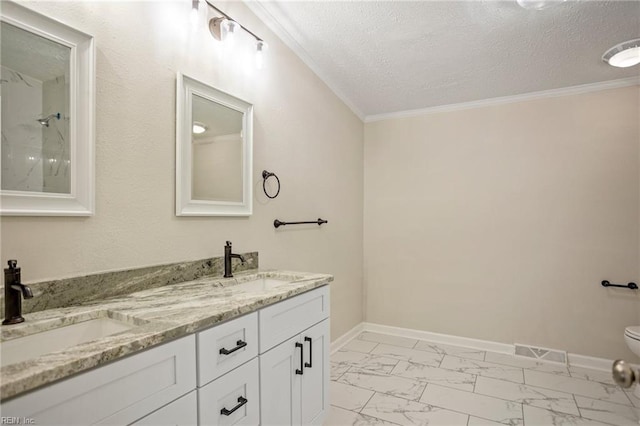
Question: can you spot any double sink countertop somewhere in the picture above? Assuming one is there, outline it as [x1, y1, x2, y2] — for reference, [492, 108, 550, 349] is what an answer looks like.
[0, 270, 333, 400]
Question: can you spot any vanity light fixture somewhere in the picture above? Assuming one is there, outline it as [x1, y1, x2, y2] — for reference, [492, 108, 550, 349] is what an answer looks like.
[209, 17, 239, 42]
[255, 40, 268, 70]
[602, 39, 640, 68]
[204, 1, 267, 69]
[192, 122, 207, 134]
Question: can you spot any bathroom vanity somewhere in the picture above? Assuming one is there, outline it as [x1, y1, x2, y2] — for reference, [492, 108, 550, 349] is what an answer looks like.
[0, 270, 332, 425]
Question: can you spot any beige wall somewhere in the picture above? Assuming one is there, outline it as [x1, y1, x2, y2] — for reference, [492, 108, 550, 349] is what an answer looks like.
[0, 1, 364, 340]
[192, 136, 243, 202]
[364, 86, 640, 360]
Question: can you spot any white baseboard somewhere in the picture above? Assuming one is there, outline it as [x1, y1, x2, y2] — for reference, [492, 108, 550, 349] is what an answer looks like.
[331, 321, 619, 372]
[568, 353, 615, 372]
[362, 322, 514, 354]
[331, 322, 365, 354]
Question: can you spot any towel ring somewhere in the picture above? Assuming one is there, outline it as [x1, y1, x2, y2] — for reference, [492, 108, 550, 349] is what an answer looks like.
[262, 170, 281, 199]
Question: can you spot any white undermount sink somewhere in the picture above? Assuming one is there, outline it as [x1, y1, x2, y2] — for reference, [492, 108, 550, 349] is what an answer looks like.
[234, 277, 291, 292]
[1, 316, 136, 367]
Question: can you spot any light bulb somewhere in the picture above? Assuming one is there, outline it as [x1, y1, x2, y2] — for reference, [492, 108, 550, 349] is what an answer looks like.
[190, 0, 199, 28]
[256, 40, 267, 70]
[222, 19, 239, 42]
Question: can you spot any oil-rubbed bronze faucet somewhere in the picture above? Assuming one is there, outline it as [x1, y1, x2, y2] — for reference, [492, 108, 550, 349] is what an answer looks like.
[3, 260, 33, 325]
[224, 241, 245, 278]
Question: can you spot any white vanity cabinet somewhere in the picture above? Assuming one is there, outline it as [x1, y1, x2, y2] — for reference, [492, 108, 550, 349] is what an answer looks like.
[1, 335, 197, 426]
[198, 286, 330, 426]
[0, 285, 330, 426]
[259, 286, 330, 426]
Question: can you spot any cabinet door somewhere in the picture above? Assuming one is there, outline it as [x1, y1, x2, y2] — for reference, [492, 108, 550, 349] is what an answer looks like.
[259, 334, 302, 426]
[300, 319, 330, 425]
[132, 391, 197, 426]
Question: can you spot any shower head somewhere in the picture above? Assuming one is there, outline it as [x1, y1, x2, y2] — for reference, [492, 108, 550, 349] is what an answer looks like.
[37, 113, 61, 127]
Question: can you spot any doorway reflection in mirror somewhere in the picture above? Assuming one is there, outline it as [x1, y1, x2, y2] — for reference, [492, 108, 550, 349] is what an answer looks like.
[191, 94, 244, 203]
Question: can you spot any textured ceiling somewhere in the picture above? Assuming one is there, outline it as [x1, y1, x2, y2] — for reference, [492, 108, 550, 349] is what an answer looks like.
[247, 0, 640, 119]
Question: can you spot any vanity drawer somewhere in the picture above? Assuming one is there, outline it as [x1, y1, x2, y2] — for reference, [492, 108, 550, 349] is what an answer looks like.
[198, 357, 259, 426]
[1, 335, 196, 426]
[197, 312, 258, 386]
[259, 286, 330, 353]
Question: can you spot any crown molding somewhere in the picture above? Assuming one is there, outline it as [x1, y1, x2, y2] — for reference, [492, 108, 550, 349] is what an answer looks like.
[241, 1, 638, 125]
[365, 77, 640, 123]
[243, 0, 366, 122]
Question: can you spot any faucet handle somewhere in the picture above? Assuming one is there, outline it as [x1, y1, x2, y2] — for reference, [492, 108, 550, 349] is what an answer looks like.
[226, 241, 232, 247]
[7, 260, 17, 269]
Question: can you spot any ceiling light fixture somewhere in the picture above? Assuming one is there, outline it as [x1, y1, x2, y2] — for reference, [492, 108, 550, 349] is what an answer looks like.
[205, 1, 267, 69]
[602, 39, 640, 68]
[516, 0, 566, 10]
[192, 122, 207, 134]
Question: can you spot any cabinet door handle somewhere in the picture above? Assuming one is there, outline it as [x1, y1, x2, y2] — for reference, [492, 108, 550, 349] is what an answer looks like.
[295, 342, 304, 375]
[219, 340, 247, 355]
[304, 336, 313, 368]
[220, 396, 248, 416]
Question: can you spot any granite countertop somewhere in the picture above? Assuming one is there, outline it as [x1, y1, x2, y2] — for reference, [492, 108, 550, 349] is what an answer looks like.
[0, 269, 333, 400]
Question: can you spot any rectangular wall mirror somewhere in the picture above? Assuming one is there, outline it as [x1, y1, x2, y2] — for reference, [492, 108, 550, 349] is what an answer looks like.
[0, 1, 95, 216]
[176, 73, 253, 216]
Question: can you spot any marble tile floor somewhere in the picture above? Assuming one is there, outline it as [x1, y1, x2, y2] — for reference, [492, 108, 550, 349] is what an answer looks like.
[325, 332, 640, 426]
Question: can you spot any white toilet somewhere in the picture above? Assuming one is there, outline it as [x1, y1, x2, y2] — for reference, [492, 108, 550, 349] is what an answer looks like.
[624, 326, 640, 398]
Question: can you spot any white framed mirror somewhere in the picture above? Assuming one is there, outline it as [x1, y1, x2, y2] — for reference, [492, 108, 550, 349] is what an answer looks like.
[176, 73, 253, 216]
[0, 1, 95, 216]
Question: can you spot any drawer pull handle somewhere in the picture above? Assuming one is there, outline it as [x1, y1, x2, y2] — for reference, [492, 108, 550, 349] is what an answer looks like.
[220, 396, 248, 416]
[295, 342, 304, 375]
[304, 336, 313, 368]
[219, 340, 247, 355]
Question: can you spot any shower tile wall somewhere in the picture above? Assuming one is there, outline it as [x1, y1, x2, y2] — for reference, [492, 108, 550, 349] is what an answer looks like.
[1, 66, 43, 192]
[327, 332, 640, 426]
[1, 66, 68, 193]
[42, 74, 70, 194]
